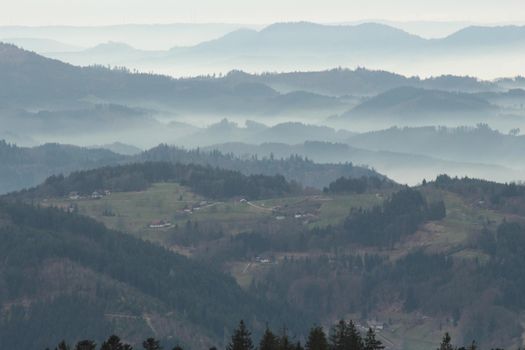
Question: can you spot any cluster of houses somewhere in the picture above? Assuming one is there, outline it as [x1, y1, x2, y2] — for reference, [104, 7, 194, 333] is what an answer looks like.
[273, 212, 317, 222]
[176, 201, 211, 215]
[149, 201, 213, 229]
[68, 190, 111, 200]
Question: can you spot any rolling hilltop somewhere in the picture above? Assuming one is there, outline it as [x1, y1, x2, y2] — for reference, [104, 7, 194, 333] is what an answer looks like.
[344, 87, 495, 118]
[0, 141, 385, 194]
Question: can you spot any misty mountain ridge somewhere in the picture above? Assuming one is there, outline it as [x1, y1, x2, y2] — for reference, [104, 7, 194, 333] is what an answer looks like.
[347, 124, 525, 169]
[0, 23, 254, 50]
[222, 68, 498, 96]
[184, 22, 425, 54]
[25, 22, 525, 78]
[0, 43, 348, 117]
[342, 86, 496, 119]
[84, 41, 140, 54]
[442, 25, 525, 47]
[1, 37, 84, 53]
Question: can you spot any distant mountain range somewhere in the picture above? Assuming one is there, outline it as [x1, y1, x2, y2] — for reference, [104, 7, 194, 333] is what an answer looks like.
[20, 22, 525, 78]
[6, 41, 520, 145]
[1, 41, 524, 181]
[0, 23, 254, 50]
[0, 42, 348, 118]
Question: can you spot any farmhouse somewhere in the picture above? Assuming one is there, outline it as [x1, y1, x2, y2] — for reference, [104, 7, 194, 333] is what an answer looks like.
[149, 220, 173, 229]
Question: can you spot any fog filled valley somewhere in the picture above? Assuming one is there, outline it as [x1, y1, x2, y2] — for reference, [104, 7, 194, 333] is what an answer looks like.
[2, 15, 525, 350]
[1, 39, 525, 188]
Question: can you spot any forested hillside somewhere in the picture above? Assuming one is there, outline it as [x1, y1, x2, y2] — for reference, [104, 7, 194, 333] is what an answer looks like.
[0, 141, 386, 194]
[13, 162, 300, 200]
[0, 140, 125, 194]
[5, 154, 525, 349]
[138, 144, 385, 189]
[0, 201, 308, 349]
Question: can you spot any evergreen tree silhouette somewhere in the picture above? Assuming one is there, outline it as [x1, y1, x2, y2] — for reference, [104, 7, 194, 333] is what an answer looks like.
[227, 320, 255, 350]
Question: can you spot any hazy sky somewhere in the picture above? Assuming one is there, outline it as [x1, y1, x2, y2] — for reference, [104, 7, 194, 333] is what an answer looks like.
[2, 0, 525, 26]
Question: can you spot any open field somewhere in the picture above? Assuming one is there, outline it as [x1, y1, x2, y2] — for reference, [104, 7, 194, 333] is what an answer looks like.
[44, 183, 390, 239]
[42, 182, 514, 262]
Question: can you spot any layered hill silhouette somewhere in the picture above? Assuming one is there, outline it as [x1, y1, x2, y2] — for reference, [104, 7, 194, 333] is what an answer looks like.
[340, 86, 496, 121]
[0, 42, 347, 117]
[0, 141, 386, 194]
[31, 22, 525, 77]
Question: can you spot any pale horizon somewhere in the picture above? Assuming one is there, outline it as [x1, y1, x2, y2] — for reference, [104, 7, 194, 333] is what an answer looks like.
[2, 0, 525, 26]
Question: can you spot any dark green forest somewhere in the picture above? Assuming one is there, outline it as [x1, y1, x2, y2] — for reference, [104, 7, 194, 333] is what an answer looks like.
[0, 140, 383, 194]
[323, 176, 392, 194]
[0, 201, 309, 349]
[12, 162, 300, 200]
[137, 145, 383, 189]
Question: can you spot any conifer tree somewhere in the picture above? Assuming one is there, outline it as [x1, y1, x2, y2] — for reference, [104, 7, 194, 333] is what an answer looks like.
[305, 326, 329, 350]
[438, 333, 453, 350]
[329, 320, 347, 350]
[56, 340, 71, 350]
[278, 328, 295, 350]
[100, 335, 132, 350]
[143, 338, 162, 350]
[75, 340, 97, 350]
[260, 326, 279, 350]
[330, 320, 363, 350]
[364, 328, 384, 350]
[227, 320, 255, 350]
[345, 321, 363, 350]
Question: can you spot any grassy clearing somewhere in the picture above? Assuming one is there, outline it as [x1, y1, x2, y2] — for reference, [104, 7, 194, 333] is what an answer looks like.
[45, 183, 276, 237]
[314, 193, 385, 227]
[47, 183, 198, 234]
[44, 184, 507, 261]
[392, 188, 507, 257]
